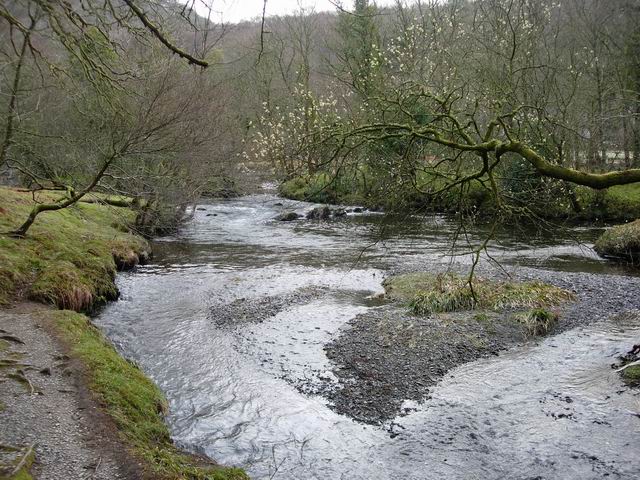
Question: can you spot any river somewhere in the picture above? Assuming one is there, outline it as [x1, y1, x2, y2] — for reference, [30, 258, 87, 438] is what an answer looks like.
[94, 194, 640, 479]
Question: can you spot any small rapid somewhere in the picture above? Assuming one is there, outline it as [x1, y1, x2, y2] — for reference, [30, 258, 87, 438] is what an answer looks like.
[94, 194, 640, 479]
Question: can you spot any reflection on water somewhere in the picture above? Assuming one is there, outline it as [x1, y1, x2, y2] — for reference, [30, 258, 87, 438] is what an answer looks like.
[95, 195, 640, 479]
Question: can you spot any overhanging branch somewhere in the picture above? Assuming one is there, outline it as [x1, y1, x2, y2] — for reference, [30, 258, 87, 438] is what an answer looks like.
[506, 142, 640, 189]
[122, 0, 208, 67]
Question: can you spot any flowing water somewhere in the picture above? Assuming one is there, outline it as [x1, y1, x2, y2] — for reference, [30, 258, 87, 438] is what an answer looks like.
[94, 194, 640, 479]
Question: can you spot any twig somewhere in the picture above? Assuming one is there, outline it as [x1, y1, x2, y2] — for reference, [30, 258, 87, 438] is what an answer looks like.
[269, 444, 286, 479]
[256, 0, 268, 66]
[0, 334, 25, 344]
[616, 360, 640, 373]
[8, 369, 36, 395]
[122, 0, 208, 67]
[93, 456, 102, 476]
[9, 443, 35, 477]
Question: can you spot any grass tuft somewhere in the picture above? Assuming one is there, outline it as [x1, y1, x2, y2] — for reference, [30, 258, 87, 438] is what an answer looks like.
[53, 310, 248, 480]
[621, 364, 640, 387]
[515, 308, 559, 337]
[409, 282, 475, 314]
[385, 272, 574, 316]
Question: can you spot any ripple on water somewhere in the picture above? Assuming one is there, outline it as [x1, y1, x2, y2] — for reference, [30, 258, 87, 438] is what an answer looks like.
[94, 195, 640, 480]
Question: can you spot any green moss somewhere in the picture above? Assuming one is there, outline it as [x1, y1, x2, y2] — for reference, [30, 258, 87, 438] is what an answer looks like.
[385, 272, 574, 315]
[279, 170, 495, 213]
[594, 219, 640, 264]
[279, 173, 342, 204]
[576, 184, 640, 222]
[621, 364, 640, 387]
[200, 177, 241, 198]
[279, 171, 640, 222]
[0, 187, 148, 310]
[53, 310, 247, 480]
[6, 469, 33, 480]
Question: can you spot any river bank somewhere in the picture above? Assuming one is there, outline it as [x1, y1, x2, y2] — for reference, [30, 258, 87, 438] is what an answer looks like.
[0, 187, 247, 479]
[0, 303, 141, 479]
[279, 172, 640, 223]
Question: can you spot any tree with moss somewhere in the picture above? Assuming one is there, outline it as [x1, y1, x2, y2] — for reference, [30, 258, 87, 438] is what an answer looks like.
[0, 0, 219, 236]
[287, 0, 640, 213]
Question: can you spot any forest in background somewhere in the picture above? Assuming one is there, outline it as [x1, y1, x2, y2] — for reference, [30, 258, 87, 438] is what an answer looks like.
[242, 0, 640, 222]
[2, 3, 640, 479]
[1, 0, 640, 235]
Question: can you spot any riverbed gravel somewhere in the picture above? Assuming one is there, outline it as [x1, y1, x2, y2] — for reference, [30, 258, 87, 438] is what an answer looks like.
[209, 287, 327, 327]
[321, 265, 640, 425]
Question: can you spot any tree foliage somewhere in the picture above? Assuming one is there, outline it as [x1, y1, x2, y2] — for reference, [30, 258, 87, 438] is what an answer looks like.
[246, 0, 640, 216]
[0, 0, 231, 235]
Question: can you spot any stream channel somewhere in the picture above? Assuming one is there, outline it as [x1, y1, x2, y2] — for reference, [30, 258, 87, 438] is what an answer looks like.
[94, 193, 640, 480]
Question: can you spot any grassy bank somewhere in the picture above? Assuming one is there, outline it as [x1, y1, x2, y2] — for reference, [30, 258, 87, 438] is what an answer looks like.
[279, 172, 640, 223]
[54, 311, 247, 480]
[0, 187, 149, 309]
[575, 184, 640, 222]
[594, 219, 640, 265]
[0, 187, 248, 479]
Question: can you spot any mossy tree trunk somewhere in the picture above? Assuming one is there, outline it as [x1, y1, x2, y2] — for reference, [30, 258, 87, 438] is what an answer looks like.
[10, 156, 116, 237]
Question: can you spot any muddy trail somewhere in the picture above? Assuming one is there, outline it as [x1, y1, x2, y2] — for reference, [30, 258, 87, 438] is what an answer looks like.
[94, 193, 640, 479]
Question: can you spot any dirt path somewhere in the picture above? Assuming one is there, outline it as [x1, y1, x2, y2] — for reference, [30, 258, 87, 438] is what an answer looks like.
[0, 303, 141, 479]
